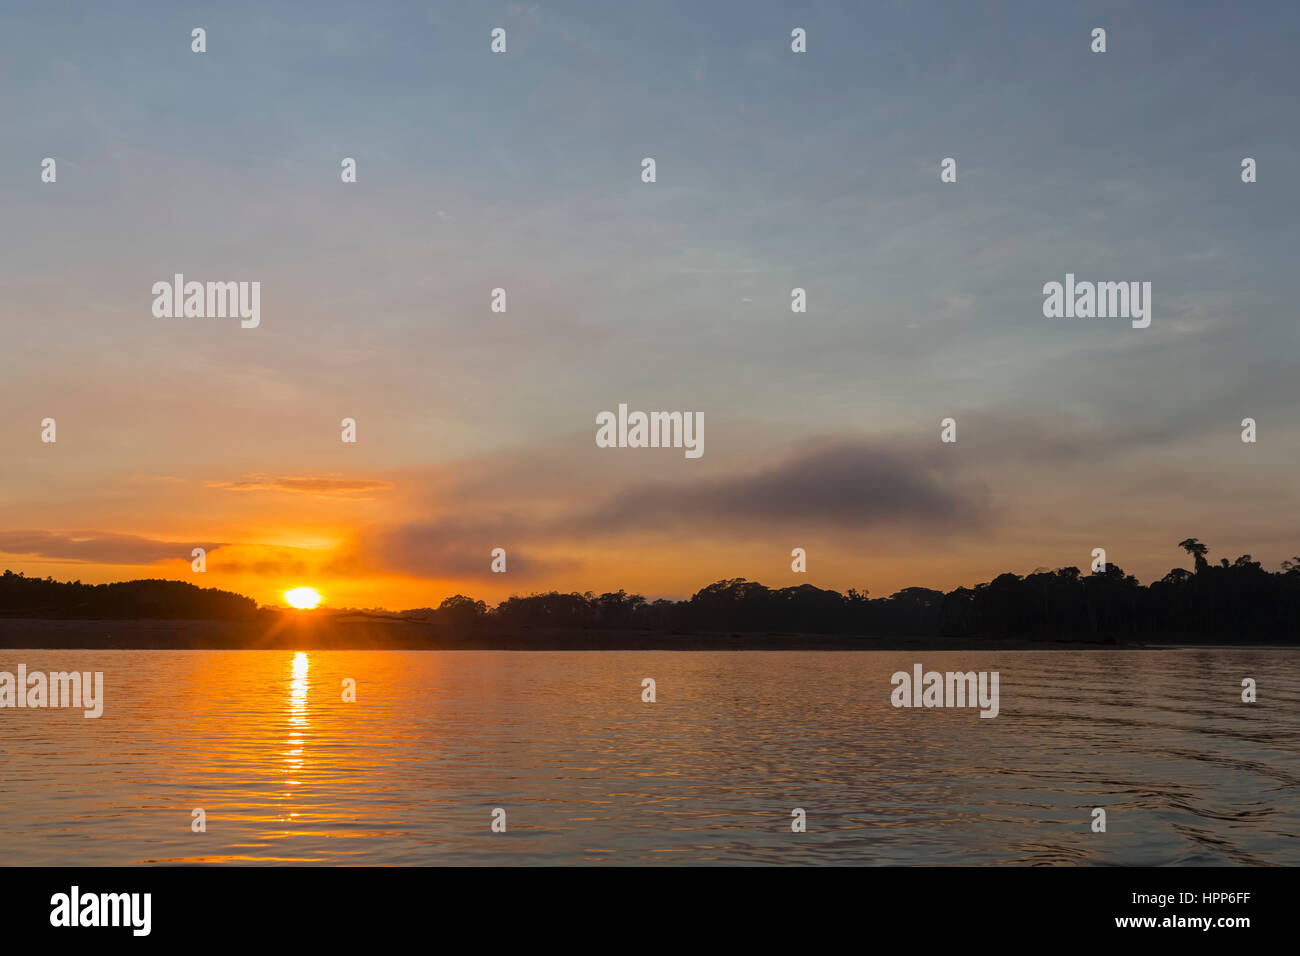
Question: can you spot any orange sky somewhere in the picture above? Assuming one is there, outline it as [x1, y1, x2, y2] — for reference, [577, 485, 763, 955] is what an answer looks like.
[3, 424, 1292, 610]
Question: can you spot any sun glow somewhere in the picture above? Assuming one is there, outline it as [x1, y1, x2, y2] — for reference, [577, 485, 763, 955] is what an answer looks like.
[284, 587, 322, 610]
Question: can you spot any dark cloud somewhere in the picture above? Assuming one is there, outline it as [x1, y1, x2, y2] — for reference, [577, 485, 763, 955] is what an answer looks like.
[0, 531, 219, 565]
[360, 441, 988, 580]
[577, 441, 989, 534]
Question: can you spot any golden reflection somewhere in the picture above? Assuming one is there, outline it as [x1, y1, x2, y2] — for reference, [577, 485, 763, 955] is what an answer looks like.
[284, 652, 309, 788]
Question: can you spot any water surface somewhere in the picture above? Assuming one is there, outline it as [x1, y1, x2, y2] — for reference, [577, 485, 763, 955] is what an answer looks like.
[1, 649, 1296, 865]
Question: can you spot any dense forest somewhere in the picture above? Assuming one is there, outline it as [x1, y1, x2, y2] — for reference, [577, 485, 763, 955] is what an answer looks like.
[402, 539, 1300, 642]
[3, 539, 1298, 641]
[0, 571, 257, 620]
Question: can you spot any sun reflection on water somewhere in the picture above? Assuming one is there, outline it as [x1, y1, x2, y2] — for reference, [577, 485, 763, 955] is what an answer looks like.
[283, 652, 309, 789]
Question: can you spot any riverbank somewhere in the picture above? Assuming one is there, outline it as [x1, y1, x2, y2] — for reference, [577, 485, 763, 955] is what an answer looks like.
[1, 616, 1291, 650]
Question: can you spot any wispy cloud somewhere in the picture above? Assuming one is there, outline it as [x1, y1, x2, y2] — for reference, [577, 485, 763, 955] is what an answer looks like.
[205, 476, 393, 497]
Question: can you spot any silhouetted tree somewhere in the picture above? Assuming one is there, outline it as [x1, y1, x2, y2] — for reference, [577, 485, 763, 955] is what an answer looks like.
[6, 536, 1298, 644]
[0, 570, 256, 620]
[1179, 537, 1209, 573]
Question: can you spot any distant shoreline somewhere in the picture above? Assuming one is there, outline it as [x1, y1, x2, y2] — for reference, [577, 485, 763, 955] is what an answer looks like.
[0, 618, 1294, 651]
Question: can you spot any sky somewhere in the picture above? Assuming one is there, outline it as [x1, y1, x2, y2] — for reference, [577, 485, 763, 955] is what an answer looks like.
[1, 1, 1298, 609]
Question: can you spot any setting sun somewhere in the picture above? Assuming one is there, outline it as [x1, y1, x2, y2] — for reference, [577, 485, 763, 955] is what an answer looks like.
[284, 587, 322, 610]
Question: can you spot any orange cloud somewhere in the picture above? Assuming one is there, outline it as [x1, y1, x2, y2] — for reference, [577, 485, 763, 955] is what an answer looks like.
[205, 476, 393, 497]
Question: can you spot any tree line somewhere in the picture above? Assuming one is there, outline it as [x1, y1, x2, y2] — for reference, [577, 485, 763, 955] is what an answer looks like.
[0, 570, 257, 620]
[4, 539, 1298, 641]
[406, 539, 1300, 642]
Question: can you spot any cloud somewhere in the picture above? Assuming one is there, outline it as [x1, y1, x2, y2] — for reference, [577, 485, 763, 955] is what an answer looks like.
[206, 476, 393, 497]
[575, 441, 989, 536]
[0, 531, 218, 565]
[204, 548, 313, 576]
[359, 515, 569, 581]
[359, 439, 989, 581]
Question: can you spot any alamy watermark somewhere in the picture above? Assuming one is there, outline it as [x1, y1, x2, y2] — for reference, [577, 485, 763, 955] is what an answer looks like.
[1042, 273, 1151, 328]
[0, 665, 103, 718]
[891, 664, 999, 718]
[595, 403, 704, 459]
[50, 886, 150, 936]
[152, 274, 260, 328]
